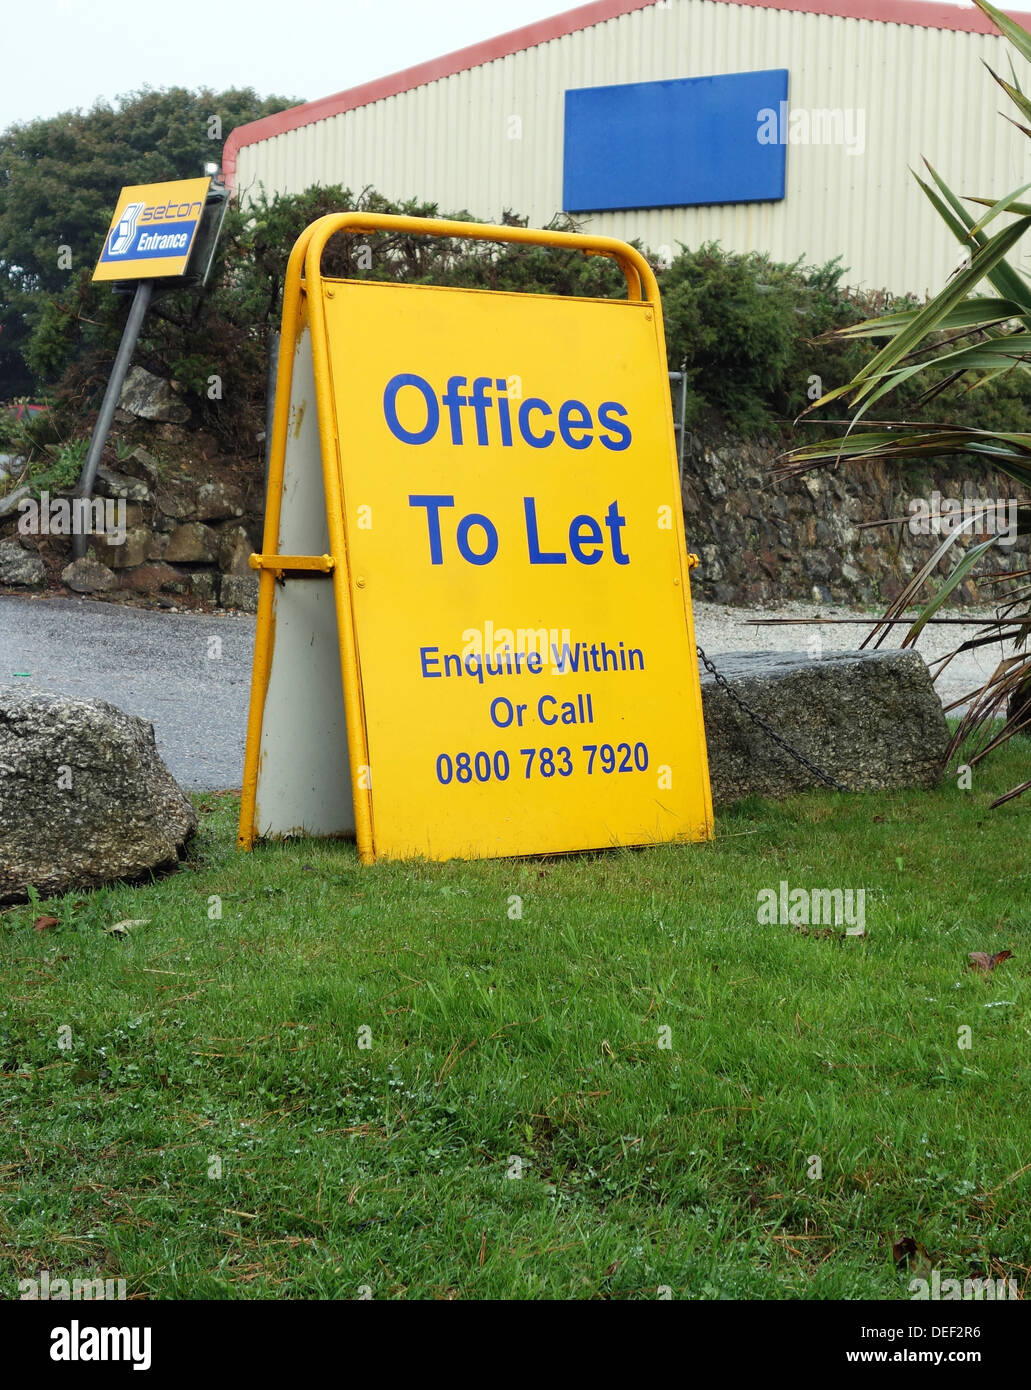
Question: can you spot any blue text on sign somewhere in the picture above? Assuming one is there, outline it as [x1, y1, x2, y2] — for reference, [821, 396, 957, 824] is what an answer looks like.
[408, 495, 630, 566]
[383, 374, 631, 451]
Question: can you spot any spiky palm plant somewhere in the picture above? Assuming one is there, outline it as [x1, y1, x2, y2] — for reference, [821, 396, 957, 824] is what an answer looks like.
[779, 0, 1031, 805]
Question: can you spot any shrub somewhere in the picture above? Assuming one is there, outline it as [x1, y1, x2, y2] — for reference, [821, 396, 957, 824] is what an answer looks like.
[12, 173, 1031, 462]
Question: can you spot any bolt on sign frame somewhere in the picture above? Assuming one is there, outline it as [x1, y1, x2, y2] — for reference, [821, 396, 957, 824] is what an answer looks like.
[238, 214, 713, 864]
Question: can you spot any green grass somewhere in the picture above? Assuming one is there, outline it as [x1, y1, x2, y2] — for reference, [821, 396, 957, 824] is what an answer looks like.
[2, 746, 1029, 1301]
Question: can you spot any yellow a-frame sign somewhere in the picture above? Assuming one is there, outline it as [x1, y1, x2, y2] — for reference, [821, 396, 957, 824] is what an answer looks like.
[238, 214, 713, 864]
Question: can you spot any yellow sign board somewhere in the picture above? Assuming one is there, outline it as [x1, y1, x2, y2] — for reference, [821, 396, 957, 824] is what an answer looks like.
[93, 178, 210, 282]
[239, 215, 713, 863]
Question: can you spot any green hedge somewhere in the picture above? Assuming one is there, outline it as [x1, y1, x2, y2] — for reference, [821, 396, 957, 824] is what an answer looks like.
[7, 182, 1031, 460]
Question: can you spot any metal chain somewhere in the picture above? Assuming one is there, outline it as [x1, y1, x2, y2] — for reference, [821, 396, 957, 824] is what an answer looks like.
[697, 645, 848, 792]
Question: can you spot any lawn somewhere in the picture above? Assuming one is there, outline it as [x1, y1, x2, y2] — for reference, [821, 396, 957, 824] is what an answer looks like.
[1, 743, 1029, 1300]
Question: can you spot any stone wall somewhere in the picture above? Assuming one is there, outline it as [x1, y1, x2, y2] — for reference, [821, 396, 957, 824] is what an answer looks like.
[0, 445, 262, 612]
[2, 421, 1028, 612]
[681, 433, 1030, 607]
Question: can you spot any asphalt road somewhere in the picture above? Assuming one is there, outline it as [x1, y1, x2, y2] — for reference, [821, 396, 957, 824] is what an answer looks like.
[0, 596, 256, 791]
[0, 593, 1007, 792]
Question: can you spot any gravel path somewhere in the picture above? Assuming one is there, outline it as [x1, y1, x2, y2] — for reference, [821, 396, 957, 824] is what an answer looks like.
[0, 593, 1013, 791]
[694, 599, 1012, 714]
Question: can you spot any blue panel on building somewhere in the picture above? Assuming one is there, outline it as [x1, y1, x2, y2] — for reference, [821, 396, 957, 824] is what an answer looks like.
[563, 69, 789, 212]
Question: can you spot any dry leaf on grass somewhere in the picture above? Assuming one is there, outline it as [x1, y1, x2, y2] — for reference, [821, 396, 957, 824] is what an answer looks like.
[892, 1235, 933, 1280]
[104, 918, 150, 937]
[33, 916, 59, 933]
[968, 950, 1013, 974]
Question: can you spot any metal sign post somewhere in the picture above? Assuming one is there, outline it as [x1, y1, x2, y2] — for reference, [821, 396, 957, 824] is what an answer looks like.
[239, 213, 713, 863]
[72, 178, 227, 557]
[71, 280, 153, 559]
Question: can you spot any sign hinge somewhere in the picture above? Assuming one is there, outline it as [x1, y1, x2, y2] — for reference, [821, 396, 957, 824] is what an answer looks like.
[248, 552, 334, 579]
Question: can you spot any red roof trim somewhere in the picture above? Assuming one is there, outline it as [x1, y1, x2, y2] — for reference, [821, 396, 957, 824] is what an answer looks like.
[224, 0, 1031, 189]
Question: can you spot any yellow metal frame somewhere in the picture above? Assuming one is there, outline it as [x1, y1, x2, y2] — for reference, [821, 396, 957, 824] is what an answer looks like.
[238, 213, 697, 863]
[248, 552, 334, 575]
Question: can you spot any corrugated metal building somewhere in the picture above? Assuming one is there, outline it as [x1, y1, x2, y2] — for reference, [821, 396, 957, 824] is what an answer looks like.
[223, 0, 1031, 292]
